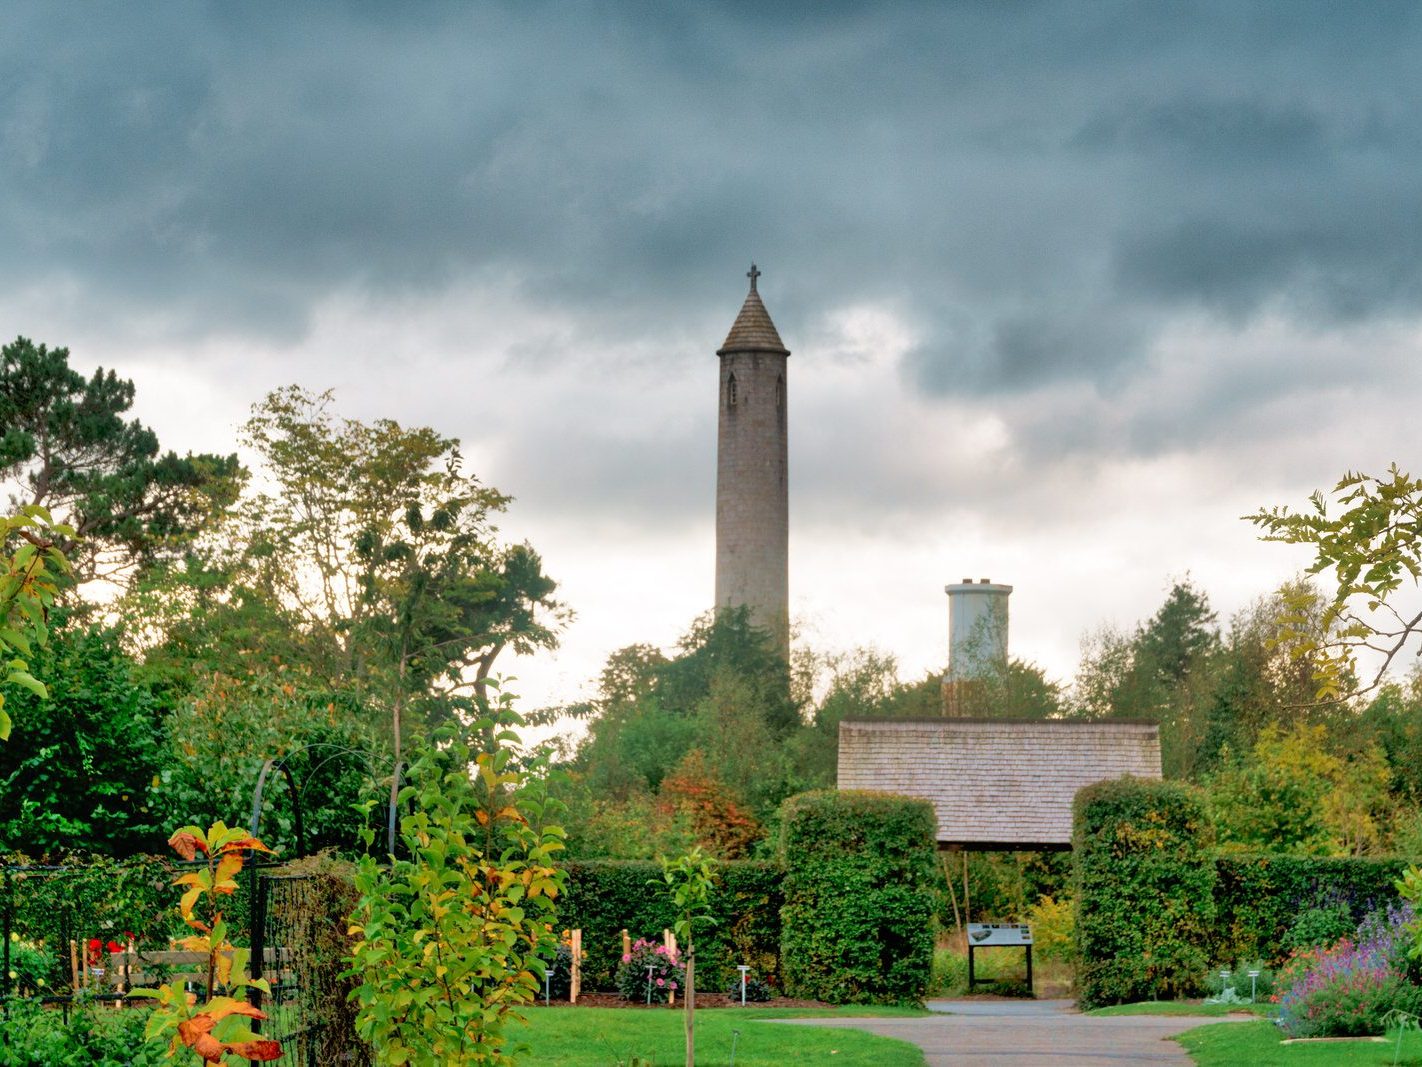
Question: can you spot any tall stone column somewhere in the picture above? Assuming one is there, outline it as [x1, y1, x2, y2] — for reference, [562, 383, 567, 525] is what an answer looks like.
[714, 264, 790, 652]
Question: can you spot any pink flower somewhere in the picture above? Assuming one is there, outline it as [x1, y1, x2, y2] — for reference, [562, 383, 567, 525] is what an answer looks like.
[622, 954, 632, 962]
[656, 978, 665, 987]
[655, 946, 665, 955]
[670, 982, 678, 990]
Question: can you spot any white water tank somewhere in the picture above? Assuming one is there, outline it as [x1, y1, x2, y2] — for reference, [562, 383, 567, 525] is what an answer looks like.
[945, 578, 1012, 681]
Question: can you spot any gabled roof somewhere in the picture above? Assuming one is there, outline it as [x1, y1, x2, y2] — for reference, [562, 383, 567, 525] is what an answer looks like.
[836, 718, 1162, 848]
[718, 270, 790, 356]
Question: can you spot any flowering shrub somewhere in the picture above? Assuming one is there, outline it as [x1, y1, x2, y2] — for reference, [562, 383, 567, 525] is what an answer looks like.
[1274, 902, 1422, 1038]
[86, 937, 127, 967]
[615, 938, 684, 1004]
[1357, 901, 1417, 977]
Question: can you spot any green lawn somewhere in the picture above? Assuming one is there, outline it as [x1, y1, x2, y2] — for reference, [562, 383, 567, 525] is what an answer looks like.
[508, 1006, 928, 1066]
[1087, 1001, 1271, 1018]
[1178, 1019, 1422, 1066]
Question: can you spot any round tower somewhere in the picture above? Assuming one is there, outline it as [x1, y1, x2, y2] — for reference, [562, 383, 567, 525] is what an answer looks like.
[715, 264, 790, 651]
[942, 578, 1013, 715]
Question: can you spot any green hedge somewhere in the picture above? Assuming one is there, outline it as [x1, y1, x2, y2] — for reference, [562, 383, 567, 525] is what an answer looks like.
[557, 860, 782, 991]
[1073, 777, 1216, 1009]
[1214, 854, 1416, 964]
[778, 790, 937, 1005]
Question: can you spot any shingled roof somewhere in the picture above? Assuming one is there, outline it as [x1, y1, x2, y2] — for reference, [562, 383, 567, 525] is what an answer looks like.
[718, 266, 790, 356]
[837, 718, 1162, 848]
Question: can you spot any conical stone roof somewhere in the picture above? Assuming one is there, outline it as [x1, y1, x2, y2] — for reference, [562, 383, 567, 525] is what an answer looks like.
[718, 266, 790, 356]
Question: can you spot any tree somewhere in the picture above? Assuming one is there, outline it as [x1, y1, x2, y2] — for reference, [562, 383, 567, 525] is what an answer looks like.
[657, 848, 718, 1067]
[1135, 580, 1220, 685]
[127, 387, 566, 770]
[237, 387, 565, 757]
[657, 608, 798, 733]
[0, 620, 163, 856]
[1250, 464, 1422, 700]
[1193, 584, 1344, 772]
[1070, 581, 1221, 776]
[1208, 723, 1394, 856]
[346, 703, 566, 1066]
[154, 668, 385, 858]
[0, 336, 241, 585]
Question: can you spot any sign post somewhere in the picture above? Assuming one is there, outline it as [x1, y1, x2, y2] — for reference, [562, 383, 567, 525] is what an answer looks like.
[966, 923, 1033, 993]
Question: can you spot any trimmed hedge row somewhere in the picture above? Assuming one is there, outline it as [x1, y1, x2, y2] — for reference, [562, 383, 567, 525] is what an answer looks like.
[1214, 854, 1416, 964]
[779, 790, 937, 1005]
[1073, 777, 1216, 1009]
[557, 860, 783, 991]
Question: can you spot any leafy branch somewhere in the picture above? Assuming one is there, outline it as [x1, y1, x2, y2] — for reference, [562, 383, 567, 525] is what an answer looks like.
[1248, 465, 1422, 700]
[0, 505, 74, 739]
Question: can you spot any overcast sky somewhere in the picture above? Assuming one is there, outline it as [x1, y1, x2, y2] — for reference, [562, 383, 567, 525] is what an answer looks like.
[5, 3, 1420, 707]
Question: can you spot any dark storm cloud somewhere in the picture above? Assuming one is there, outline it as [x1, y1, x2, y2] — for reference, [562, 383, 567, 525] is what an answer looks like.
[4, 2, 1421, 418]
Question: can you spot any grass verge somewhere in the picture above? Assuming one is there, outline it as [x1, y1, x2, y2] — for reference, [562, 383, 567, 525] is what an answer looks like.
[1087, 1001, 1271, 1017]
[509, 1006, 928, 1066]
[1178, 1019, 1422, 1066]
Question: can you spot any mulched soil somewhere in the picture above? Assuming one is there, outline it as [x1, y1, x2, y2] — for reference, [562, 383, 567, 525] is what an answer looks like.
[531, 993, 835, 1010]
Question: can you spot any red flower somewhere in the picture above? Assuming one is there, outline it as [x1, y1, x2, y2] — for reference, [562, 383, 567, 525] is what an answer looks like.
[106, 940, 124, 954]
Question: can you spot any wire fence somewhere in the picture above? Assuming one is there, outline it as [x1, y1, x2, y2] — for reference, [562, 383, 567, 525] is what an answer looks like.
[0, 861, 332, 1066]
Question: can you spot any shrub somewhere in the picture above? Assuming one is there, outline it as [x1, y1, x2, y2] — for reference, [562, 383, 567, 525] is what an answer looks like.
[1286, 904, 1355, 953]
[557, 860, 781, 990]
[547, 941, 577, 1000]
[1026, 894, 1075, 964]
[132, 822, 281, 1064]
[1397, 866, 1422, 980]
[615, 938, 684, 1004]
[1213, 855, 1412, 964]
[1203, 959, 1274, 1002]
[929, 946, 968, 998]
[7, 935, 55, 996]
[726, 973, 773, 1002]
[1073, 777, 1216, 1009]
[779, 790, 937, 1005]
[0, 1000, 166, 1067]
[1274, 937, 1422, 1037]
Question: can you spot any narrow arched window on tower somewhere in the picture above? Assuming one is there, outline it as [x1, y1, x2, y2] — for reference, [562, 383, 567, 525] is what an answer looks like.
[727, 373, 738, 407]
[776, 374, 785, 412]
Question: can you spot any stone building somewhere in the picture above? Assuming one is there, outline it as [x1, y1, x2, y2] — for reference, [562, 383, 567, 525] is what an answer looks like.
[715, 264, 790, 651]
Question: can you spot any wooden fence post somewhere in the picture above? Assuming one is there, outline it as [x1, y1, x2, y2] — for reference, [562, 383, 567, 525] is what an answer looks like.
[570, 928, 582, 1003]
[69, 939, 80, 994]
[664, 929, 678, 1006]
[621, 929, 631, 958]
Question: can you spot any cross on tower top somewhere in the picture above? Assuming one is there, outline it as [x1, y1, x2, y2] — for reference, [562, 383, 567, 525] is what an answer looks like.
[747, 263, 761, 291]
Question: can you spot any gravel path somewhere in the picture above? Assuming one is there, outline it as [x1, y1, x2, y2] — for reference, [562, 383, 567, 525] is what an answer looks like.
[771, 999, 1250, 1066]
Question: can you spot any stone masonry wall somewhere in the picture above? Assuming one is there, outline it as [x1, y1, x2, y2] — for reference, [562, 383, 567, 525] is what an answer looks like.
[715, 349, 789, 650]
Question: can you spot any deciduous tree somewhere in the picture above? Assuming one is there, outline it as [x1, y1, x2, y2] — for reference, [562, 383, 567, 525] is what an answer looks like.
[0, 337, 241, 585]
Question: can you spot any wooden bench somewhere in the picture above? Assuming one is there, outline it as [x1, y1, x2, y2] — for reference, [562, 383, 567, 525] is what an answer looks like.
[72, 945, 295, 995]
